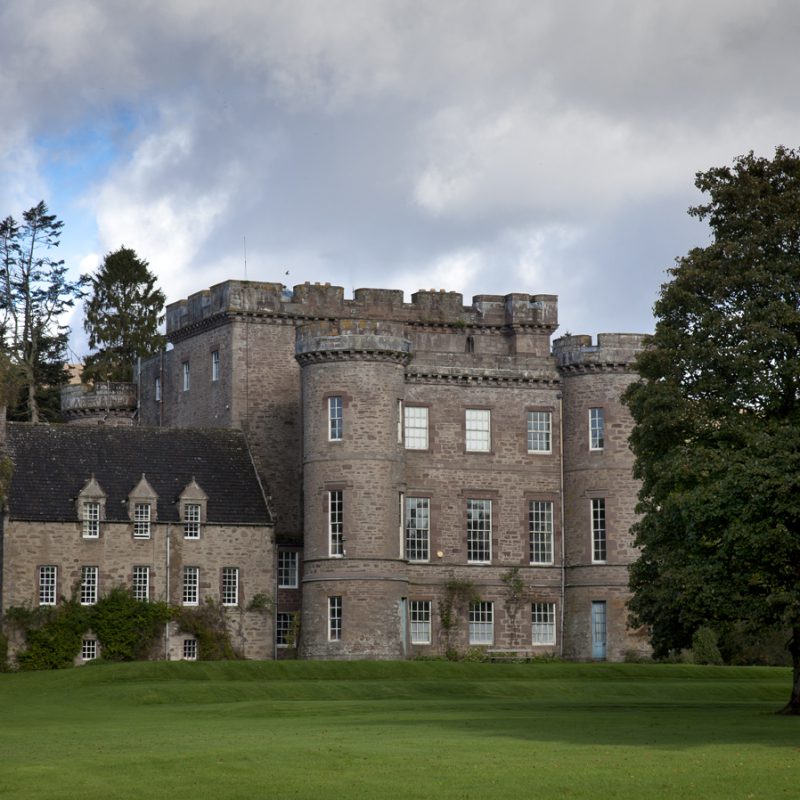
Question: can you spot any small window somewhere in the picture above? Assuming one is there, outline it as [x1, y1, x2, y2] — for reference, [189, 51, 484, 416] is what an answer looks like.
[276, 612, 296, 648]
[278, 551, 299, 588]
[529, 500, 554, 565]
[82, 501, 100, 539]
[329, 491, 343, 557]
[328, 396, 343, 441]
[211, 350, 220, 382]
[39, 565, 57, 606]
[155, 376, 161, 402]
[222, 567, 239, 606]
[182, 361, 190, 392]
[405, 497, 430, 562]
[527, 411, 552, 453]
[410, 600, 431, 644]
[184, 503, 201, 539]
[590, 407, 605, 450]
[404, 406, 428, 449]
[328, 596, 342, 641]
[465, 409, 490, 452]
[81, 639, 97, 660]
[532, 602, 556, 645]
[469, 601, 493, 645]
[183, 566, 199, 606]
[80, 566, 98, 606]
[592, 499, 607, 563]
[133, 503, 151, 539]
[465, 335, 474, 354]
[132, 566, 150, 601]
[467, 499, 492, 564]
[183, 639, 198, 660]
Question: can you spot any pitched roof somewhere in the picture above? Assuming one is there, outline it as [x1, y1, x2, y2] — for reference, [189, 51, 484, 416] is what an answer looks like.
[4, 424, 271, 525]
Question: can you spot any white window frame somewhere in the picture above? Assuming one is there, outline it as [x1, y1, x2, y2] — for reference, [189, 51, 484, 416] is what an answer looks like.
[328, 596, 342, 641]
[182, 361, 190, 392]
[329, 490, 344, 557]
[405, 497, 430, 562]
[529, 500, 554, 565]
[182, 566, 199, 606]
[469, 601, 494, 645]
[467, 499, 492, 564]
[591, 498, 607, 563]
[133, 503, 151, 539]
[527, 411, 552, 454]
[39, 565, 57, 606]
[184, 503, 201, 539]
[532, 602, 557, 645]
[183, 639, 198, 660]
[81, 639, 97, 660]
[82, 501, 100, 539]
[222, 566, 239, 606]
[465, 409, 491, 452]
[404, 406, 429, 450]
[409, 600, 431, 645]
[132, 566, 150, 602]
[589, 407, 605, 451]
[328, 396, 343, 441]
[80, 566, 98, 606]
[211, 350, 220, 382]
[278, 551, 299, 588]
[276, 612, 295, 648]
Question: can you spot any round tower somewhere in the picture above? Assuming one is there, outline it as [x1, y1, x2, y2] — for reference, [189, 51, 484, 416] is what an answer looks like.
[296, 319, 411, 659]
[554, 333, 649, 661]
[60, 382, 138, 425]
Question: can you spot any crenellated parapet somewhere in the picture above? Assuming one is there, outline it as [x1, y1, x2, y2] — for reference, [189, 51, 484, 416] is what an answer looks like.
[553, 333, 647, 374]
[295, 319, 412, 365]
[61, 382, 138, 425]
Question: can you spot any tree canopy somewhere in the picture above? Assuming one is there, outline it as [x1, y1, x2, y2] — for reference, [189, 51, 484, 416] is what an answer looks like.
[82, 246, 165, 383]
[624, 146, 800, 714]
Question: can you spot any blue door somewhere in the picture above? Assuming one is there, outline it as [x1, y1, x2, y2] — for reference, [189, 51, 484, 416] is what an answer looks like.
[591, 601, 607, 660]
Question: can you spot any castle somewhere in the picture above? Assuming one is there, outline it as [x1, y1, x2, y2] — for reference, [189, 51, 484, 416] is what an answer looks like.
[2, 279, 648, 662]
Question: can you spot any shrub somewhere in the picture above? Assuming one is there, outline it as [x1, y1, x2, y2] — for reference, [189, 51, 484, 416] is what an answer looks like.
[176, 599, 241, 660]
[691, 626, 723, 665]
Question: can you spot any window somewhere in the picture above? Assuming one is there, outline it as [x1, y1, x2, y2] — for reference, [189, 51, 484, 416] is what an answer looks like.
[211, 350, 220, 382]
[278, 551, 299, 588]
[222, 567, 239, 606]
[276, 612, 296, 648]
[467, 499, 492, 563]
[80, 566, 98, 606]
[38, 565, 57, 606]
[184, 503, 201, 539]
[590, 407, 605, 450]
[182, 566, 199, 606]
[329, 490, 343, 557]
[465, 409, 490, 452]
[405, 497, 430, 562]
[527, 411, 552, 453]
[529, 500, 554, 565]
[404, 406, 428, 449]
[182, 361, 190, 392]
[82, 501, 100, 538]
[328, 396, 343, 441]
[469, 602, 493, 645]
[328, 596, 342, 641]
[183, 639, 198, 660]
[81, 639, 97, 660]
[133, 503, 151, 539]
[592, 498, 607, 563]
[132, 566, 150, 601]
[410, 600, 431, 644]
[532, 603, 556, 645]
[155, 376, 161, 402]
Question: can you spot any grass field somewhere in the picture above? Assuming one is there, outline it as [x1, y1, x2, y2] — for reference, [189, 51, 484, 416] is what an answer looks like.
[0, 660, 797, 799]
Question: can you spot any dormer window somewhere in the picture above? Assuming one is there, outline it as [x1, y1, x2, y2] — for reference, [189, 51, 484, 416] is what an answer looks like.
[134, 503, 151, 539]
[82, 502, 100, 538]
[179, 478, 208, 540]
[184, 503, 201, 539]
[76, 476, 106, 540]
[128, 474, 158, 541]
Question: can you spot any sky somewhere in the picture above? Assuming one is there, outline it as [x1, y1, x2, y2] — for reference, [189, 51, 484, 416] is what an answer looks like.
[2, 0, 800, 360]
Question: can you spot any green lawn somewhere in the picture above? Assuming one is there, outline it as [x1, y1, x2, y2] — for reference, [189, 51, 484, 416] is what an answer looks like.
[0, 661, 796, 799]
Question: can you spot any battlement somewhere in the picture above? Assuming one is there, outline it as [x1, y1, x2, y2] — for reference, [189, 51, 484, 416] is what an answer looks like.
[61, 382, 138, 424]
[552, 333, 647, 370]
[295, 318, 411, 363]
[166, 280, 558, 336]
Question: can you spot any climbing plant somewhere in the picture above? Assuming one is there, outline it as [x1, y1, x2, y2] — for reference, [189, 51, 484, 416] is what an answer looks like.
[438, 578, 480, 658]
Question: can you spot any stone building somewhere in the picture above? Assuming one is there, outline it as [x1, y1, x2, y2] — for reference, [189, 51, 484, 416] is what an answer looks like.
[131, 280, 648, 661]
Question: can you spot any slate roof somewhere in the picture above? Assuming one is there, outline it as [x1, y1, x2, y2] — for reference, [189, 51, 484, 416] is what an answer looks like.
[4, 424, 272, 525]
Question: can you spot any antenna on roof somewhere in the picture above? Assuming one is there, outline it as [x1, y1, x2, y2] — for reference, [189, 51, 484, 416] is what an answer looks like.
[243, 235, 248, 281]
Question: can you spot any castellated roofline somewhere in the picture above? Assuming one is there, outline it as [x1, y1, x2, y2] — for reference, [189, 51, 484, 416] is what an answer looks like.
[165, 279, 558, 336]
[552, 332, 648, 371]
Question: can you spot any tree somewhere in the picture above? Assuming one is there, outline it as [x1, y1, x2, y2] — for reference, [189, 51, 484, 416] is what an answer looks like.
[0, 202, 84, 422]
[82, 246, 165, 383]
[624, 146, 800, 714]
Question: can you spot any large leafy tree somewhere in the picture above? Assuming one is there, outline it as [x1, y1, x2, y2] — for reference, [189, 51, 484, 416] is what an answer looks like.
[0, 202, 84, 422]
[82, 246, 166, 383]
[624, 146, 800, 714]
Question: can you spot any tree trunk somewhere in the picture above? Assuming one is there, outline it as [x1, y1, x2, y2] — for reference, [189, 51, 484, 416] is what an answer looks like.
[27, 378, 38, 424]
[777, 626, 800, 715]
